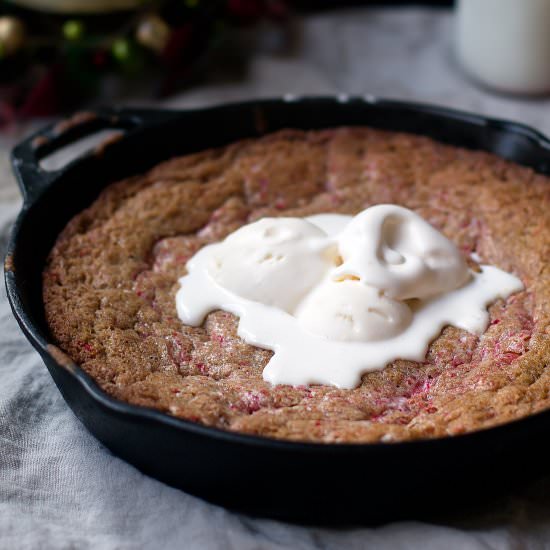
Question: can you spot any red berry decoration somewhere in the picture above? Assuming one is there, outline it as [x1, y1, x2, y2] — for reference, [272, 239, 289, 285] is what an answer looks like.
[0, 0, 289, 117]
[265, 0, 289, 21]
[92, 49, 108, 68]
[227, 0, 264, 23]
[19, 66, 62, 118]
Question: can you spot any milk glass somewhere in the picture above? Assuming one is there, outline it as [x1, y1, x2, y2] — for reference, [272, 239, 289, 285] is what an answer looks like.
[456, 0, 550, 94]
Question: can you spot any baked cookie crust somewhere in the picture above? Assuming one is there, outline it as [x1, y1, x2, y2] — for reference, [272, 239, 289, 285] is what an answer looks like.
[43, 128, 550, 443]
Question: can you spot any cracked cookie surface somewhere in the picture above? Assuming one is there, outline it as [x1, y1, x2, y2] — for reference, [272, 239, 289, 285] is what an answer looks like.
[43, 128, 550, 443]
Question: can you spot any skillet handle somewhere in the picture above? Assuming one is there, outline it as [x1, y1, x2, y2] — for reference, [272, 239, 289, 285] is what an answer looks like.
[10, 107, 176, 204]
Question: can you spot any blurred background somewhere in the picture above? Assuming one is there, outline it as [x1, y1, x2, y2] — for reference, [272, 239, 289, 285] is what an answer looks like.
[0, 1, 454, 124]
[1, 0, 550, 198]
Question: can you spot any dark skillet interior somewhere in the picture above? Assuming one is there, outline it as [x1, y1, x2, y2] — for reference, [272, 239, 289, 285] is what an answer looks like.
[5, 98, 550, 524]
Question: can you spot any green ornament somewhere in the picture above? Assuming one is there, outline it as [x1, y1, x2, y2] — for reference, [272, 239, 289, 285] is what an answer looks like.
[185, 0, 199, 7]
[63, 20, 85, 41]
[112, 38, 131, 62]
[111, 37, 144, 76]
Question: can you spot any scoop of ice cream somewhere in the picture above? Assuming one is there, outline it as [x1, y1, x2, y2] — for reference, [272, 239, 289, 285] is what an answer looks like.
[334, 204, 470, 300]
[177, 205, 524, 389]
[295, 279, 412, 342]
[183, 205, 472, 343]
[206, 217, 336, 313]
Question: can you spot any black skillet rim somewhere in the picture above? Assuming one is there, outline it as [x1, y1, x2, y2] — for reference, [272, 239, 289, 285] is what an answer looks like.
[5, 95, 550, 455]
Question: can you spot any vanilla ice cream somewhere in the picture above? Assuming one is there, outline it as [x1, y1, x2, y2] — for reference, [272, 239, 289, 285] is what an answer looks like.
[206, 217, 334, 313]
[176, 205, 524, 388]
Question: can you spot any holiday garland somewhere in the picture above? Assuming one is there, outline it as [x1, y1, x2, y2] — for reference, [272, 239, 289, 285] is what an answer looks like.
[0, 0, 288, 124]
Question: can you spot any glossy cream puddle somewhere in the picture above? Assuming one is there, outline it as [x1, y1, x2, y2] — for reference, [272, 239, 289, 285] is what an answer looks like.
[176, 205, 524, 389]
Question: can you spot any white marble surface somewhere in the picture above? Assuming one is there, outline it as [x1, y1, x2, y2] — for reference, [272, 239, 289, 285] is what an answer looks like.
[1, 7, 550, 549]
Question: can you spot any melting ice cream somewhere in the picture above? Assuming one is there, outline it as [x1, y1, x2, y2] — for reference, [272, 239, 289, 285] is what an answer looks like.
[176, 205, 524, 388]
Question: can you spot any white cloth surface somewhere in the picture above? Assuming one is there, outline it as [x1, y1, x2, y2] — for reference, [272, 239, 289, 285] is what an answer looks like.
[1, 8, 550, 549]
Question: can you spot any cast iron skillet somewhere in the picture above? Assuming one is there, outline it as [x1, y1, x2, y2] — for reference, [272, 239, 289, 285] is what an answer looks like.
[5, 97, 550, 524]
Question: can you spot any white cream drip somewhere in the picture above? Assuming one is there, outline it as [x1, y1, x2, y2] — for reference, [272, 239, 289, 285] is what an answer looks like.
[176, 205, 524, 389]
